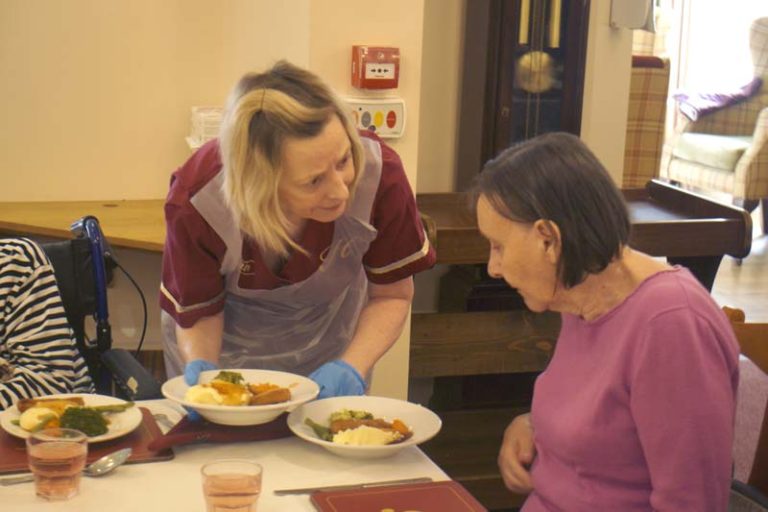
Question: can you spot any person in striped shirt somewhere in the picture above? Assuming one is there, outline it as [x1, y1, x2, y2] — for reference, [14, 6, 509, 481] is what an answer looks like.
[0, 238, 94, 410]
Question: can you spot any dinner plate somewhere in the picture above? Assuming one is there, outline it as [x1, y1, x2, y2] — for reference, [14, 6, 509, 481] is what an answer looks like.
[287, 395, 442, 459]
[0, 393, 143, 443]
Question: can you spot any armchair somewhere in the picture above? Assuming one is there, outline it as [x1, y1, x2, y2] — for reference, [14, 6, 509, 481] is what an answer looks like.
[623, 55, 671, 188]
[663, 17, 768, 233]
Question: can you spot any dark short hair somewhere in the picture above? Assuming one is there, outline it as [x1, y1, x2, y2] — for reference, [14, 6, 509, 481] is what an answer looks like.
[470, 132, 630, 288]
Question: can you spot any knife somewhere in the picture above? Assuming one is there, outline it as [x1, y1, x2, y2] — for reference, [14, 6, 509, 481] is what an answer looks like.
[273, 476, 434, 495]
[0, 473, 34, 486]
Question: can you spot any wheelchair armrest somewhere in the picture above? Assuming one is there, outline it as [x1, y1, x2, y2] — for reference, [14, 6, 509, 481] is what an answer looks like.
[100, 349, 163, 400]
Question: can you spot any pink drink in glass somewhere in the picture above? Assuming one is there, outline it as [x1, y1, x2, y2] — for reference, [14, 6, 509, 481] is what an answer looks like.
[26, 428, 87, 500]
[202, 460, 262, 512]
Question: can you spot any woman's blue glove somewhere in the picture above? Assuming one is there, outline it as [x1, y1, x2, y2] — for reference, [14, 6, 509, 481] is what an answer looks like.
[309, 360, 366, 399]
[184, 359, 218, 386]
[183, 359, 218, 422]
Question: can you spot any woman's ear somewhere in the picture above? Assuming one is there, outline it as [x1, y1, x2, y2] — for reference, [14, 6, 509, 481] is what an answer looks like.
[533, 219, 561, 263]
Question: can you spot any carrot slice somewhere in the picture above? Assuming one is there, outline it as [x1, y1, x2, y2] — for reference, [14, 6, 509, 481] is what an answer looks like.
[391, 419, 410, 435]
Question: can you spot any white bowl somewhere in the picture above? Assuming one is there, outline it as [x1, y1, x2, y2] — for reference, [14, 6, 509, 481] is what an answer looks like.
[287, 395, 442, 459]
[162, 369, 319, 426]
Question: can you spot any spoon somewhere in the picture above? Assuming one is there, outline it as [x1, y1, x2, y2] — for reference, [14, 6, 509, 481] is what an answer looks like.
[0, 447, 132, 485]
[83, 447, 133, 477]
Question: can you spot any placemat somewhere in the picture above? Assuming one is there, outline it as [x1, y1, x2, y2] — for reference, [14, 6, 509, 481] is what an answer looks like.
[310, 480, 488, 512]
[147, 412, 292, 452]
[0, 407, 174, 475]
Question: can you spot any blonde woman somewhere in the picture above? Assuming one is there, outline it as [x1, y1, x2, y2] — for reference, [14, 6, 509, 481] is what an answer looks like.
[160, 61, 435, 399]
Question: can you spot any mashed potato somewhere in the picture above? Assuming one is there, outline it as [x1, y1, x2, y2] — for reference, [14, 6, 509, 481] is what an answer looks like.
[184, 385, 224, 405]
[184, 371, 287, 406]
[332, 425, 403, 446]
[19, 406, 59, 431]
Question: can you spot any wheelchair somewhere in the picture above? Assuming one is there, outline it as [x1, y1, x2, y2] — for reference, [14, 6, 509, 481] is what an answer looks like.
[40, 216, 162, 400]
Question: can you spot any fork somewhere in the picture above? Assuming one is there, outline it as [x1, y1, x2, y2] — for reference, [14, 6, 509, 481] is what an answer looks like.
[152, 413, 176, 432]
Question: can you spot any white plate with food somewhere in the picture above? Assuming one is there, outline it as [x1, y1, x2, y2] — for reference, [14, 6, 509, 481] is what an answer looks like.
[287, 395, 442, 459]
[0, 393, 142, 443]
[161, 369, 319, 426]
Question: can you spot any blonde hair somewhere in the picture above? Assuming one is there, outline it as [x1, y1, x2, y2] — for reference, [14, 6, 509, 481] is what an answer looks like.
[219, 60, 364, 258]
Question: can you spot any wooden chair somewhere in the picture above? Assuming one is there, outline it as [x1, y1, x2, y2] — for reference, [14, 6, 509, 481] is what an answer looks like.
[723, 306, 768, 510]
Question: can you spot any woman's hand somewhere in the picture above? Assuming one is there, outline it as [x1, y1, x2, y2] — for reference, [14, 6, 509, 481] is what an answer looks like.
[309, 360, 366, 399]
[498, 413, 536, 494]
[184, 359, 218, 386]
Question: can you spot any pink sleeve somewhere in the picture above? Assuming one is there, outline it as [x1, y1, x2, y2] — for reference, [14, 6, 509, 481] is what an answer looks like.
[629, 309, 738, 511]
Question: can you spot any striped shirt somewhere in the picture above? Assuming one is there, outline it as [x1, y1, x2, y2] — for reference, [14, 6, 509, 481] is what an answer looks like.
[0, 238, 94, 410]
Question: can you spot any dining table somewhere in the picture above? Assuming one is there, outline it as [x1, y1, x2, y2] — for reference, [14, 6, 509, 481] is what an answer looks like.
[1, 399, 450, 511]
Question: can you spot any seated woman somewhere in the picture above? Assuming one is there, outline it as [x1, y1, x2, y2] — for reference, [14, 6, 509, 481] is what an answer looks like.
[0, 238, 94, 410]
[472, 133, 739, 511]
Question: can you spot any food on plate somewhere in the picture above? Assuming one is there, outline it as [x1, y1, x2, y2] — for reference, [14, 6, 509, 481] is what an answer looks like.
[249, 386, 291, 405]
[185, 385, 225, 405]
[17, 397, 85, 415]
[305, 408, 413, 446]
[13, 398, 135, 436]
[184, 370, 292, 406]
[18, 407, 59, 432]
[58, 407, 109, 437]
[332, 425, 403, 445]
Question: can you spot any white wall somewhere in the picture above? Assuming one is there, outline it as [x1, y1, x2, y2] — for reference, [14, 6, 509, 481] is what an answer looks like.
[580, 1, 634, 184]
[416, 0, 466, 193]
[308, 0, 427, 399]
[0, 0, 310, 202]
[308, 0, 426, 185]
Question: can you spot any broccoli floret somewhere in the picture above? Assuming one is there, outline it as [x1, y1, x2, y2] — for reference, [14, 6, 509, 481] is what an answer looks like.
[329, 409, 373, 422]
[213, 370, 244, 385]
[59, 407, 108, 437]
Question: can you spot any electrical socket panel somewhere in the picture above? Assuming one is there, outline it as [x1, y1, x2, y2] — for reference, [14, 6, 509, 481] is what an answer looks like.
[345, 97, 406, 139]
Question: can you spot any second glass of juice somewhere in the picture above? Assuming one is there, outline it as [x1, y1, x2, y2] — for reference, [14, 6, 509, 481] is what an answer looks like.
[201, 459, 263, 512]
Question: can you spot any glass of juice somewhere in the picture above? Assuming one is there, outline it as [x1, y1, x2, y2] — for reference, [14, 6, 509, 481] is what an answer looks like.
[201, 459, 263, 512]
[26, 428, 88, 500]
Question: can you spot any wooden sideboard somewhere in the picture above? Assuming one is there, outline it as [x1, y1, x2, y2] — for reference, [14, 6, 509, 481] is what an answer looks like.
[0, 200, 165, 252]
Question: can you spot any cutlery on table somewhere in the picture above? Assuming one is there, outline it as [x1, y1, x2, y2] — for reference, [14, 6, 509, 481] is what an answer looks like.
[0, 447, 132, 485]
[273, 476, 434, 495]
[152, 412, 176, 431]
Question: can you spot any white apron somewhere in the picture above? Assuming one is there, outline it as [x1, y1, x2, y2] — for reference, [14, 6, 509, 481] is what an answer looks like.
[162, 138, 383, 378]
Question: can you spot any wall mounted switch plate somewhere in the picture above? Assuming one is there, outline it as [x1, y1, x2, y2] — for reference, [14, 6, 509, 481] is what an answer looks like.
[344, 97, 406, 139]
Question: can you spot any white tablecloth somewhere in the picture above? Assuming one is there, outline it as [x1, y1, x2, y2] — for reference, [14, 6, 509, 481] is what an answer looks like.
[1, 399, 449, 511]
